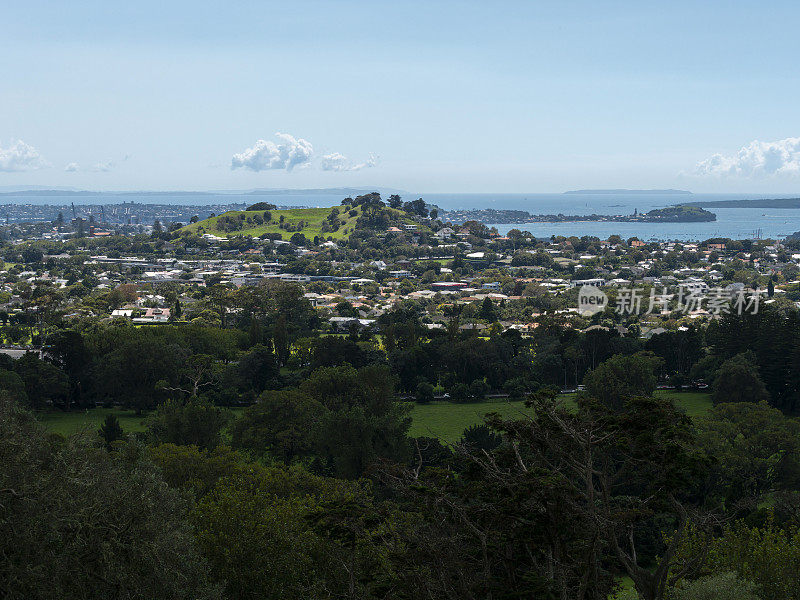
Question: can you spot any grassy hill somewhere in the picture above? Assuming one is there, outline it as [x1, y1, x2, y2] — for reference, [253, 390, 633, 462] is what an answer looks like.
[642, 205, 716, 222]
[180, 205, 363, 240]
[181, 203, 433, 241]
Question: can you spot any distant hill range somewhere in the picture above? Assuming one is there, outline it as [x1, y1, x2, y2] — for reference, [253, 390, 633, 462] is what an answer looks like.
[0, 189, 106, 196]
[247, 187, 408, 196]
[0, 187, 409, 198]
[683, 197, 800, 209]
[564, 189, 692, 195]
[0, 185, 80, 192]
[0, 190, 218, 197]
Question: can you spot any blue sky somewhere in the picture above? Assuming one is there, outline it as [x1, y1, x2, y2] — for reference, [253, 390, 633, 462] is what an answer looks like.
[2, 0, 800, 192]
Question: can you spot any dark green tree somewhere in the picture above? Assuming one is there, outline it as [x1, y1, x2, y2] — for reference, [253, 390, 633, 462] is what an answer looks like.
[231, 389, 320, 463]
[458, 423, 501, 452]
[582, 351, 661, 410]
[98, 413, 124, 449]
[415, 381, 434, 403]
[45, 329, 91, 408]
[712, 352, 769, 405]
[304, 365, 410, 478]
[273, 313, 290, 366]
[236, 344, 279, 396]
[697, 401, 800, 503]
[13, 352, 68, 411]
[245, 202, 277, 211]
[479, 296, 497, 321]
[145, 398, 229, 450]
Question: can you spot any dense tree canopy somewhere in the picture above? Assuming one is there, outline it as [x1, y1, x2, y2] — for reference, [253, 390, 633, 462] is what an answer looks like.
[0, 400, 221, 600]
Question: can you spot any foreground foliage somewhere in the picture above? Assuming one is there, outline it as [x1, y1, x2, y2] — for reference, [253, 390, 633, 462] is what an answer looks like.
[0, 399, 221, 600]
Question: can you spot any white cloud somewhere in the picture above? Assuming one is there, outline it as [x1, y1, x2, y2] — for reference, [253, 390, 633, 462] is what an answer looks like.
[320, 152, 378, 172]
[0, 140, 47, 172]
[92, 160, 115, 172]
[64, 162, 79, 172]
[696, 137, 800, 177]
[319, 152, 348, 171]
[231, 132, 313, 172]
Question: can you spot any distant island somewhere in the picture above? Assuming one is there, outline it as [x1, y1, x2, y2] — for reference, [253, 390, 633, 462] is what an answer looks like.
[564, 189, 692, 195]
[684, 197, 800, 209]
[441, 205, 715, 224]
[641, 205, 715, 221]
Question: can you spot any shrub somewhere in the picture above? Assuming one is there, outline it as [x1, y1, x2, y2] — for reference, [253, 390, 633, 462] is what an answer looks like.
[415, 381, 434, 403]
[450, 382, 471, 403]
[672, 572, 761, 600]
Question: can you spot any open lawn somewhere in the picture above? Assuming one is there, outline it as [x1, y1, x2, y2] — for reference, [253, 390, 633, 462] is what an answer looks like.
[39, 407, 245, 437]
[409, 390, 713, 442]
[661, 390, 714, 417]
[38, 391, 711, 442]
[38, 407, 150, 436]
[408, 399, 534, 441]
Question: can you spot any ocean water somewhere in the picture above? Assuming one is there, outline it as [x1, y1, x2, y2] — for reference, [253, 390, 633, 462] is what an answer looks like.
[3, 191, 800, 240]
[424, 192, 800, 241]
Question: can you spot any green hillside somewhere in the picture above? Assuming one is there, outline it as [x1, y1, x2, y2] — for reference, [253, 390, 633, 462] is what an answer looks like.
[181, 205, 363, 240]
[182, 202, 433, 241]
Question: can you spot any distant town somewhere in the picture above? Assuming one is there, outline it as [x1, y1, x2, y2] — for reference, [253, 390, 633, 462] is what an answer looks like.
[441, 204, 715, 224]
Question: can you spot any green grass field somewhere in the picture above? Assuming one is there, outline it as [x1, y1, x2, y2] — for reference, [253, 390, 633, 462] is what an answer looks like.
[39, 407, 247, 437]
[38, 391, 711, 442]
[38, 407, 150, 436]
[665, 391, 714, 417]
[408, 390, 713, 442]
[180, 206, 362, 240]
[408, 399, 534, 441]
